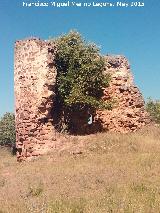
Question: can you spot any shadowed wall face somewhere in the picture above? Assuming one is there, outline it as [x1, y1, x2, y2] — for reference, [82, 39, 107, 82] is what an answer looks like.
[14, 38, 57, 161]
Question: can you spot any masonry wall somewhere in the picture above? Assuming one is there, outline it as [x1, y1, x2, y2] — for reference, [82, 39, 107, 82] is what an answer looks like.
[96, 55, 151, 133]
[14, 38, 57, 161]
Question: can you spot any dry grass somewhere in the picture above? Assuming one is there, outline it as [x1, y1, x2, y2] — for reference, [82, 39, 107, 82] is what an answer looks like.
[0, 125, 160, 212]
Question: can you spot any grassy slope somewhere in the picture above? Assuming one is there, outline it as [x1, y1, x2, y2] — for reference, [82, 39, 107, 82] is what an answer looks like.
[0, 125, 160, 213]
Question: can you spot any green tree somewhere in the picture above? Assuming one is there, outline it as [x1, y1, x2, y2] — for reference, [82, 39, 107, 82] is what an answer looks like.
[53, 30, 111, 110]
[51, 31, 111, 133]
[146, 99, 160, 124]
[0, 112, 16, 146]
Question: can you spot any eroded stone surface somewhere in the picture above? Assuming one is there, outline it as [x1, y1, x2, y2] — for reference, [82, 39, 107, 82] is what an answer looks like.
[96, 55, 151, 133]
[14, 38, 57, 161]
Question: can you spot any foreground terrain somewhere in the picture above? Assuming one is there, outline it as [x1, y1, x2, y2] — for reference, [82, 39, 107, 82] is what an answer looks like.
[0, 125, 160, 213]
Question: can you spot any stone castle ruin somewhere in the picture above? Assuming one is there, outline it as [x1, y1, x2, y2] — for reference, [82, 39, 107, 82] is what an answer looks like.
[14, 38, 150, 161]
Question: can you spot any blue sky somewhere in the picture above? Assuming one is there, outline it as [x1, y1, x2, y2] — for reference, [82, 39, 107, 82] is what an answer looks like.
[0, 0, 160, 117]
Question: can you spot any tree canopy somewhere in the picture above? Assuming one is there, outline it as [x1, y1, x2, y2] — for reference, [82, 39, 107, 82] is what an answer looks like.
[0, 112, 16, 146]
[146, 99, 160, 124]
[53, 30, 111, 111]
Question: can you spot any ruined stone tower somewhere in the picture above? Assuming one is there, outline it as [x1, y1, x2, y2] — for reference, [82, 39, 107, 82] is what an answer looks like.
[14, 38, 58, 161]
[14, 38, 150, 161]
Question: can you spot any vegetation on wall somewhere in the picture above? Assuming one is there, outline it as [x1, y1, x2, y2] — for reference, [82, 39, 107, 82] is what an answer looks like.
[53, 30, 111, 110]
[51, 31, 112, 133]
[0, 112, 16, 147]
[146, 99, 160, 124]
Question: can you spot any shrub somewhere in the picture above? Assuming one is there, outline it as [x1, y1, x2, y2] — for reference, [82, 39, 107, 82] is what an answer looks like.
[0, 112, 16, 147]
[146, 99, 160, 124]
